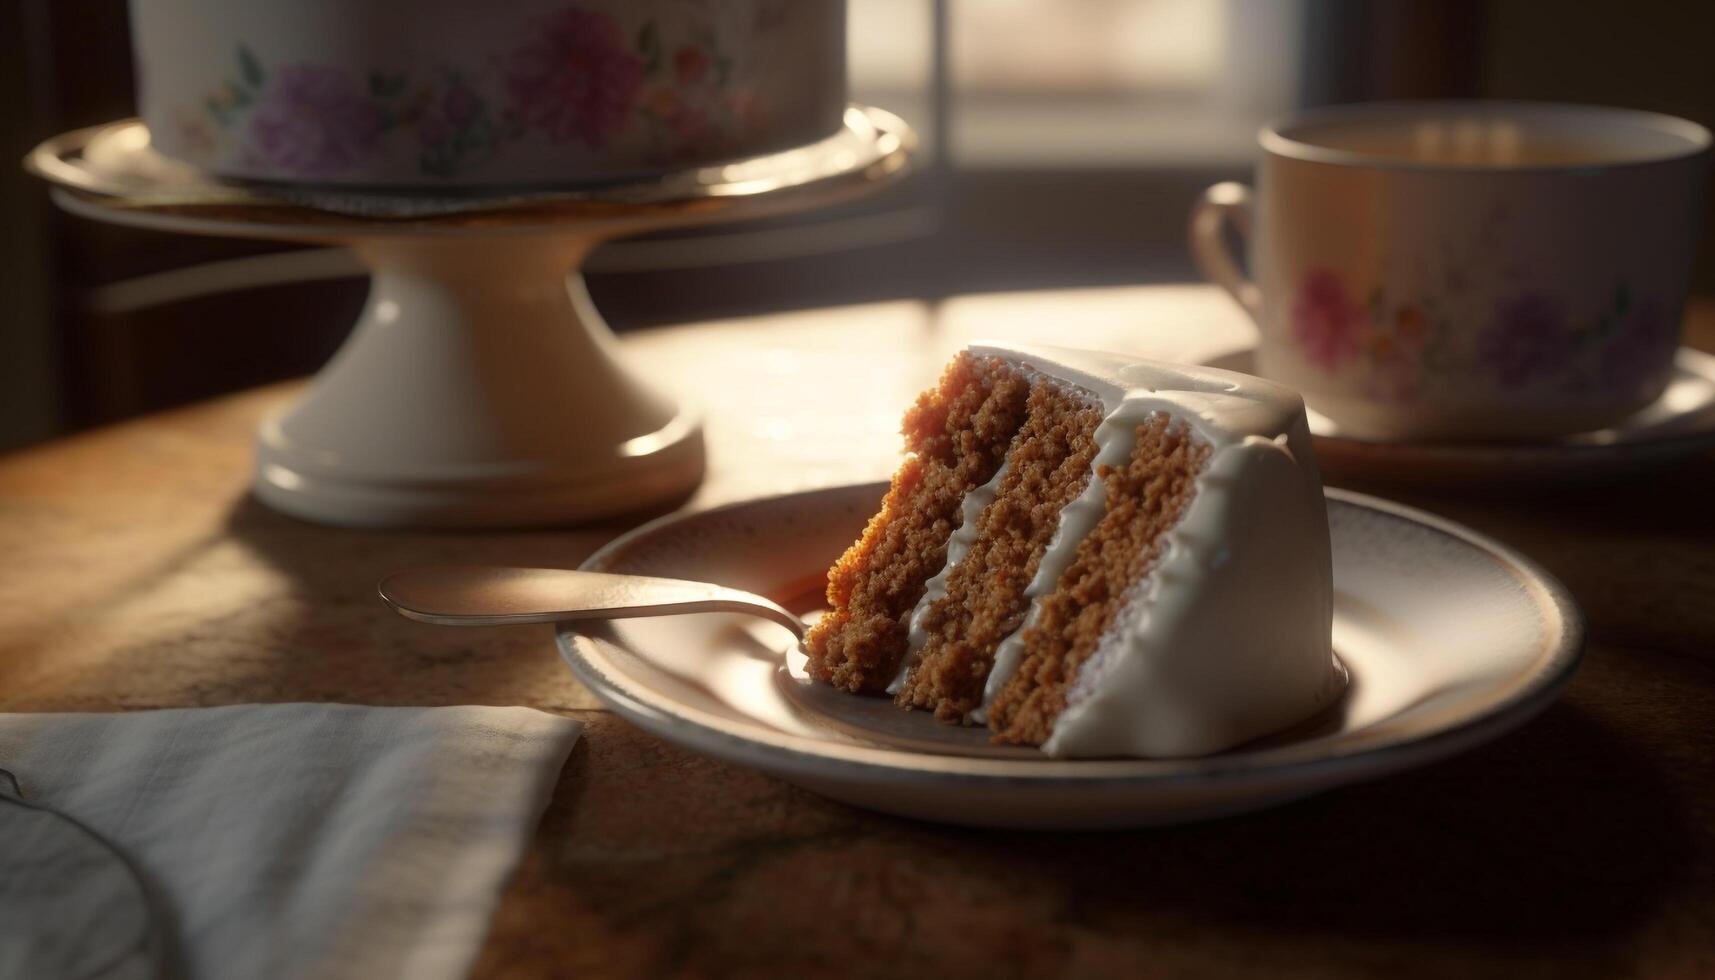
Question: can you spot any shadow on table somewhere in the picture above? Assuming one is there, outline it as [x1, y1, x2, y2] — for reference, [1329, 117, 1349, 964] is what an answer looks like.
[208, 493, 678, 707]
[476, 692, 1691, 977]
[969, 698, 1689, 956]
[222, 488, 689, 568]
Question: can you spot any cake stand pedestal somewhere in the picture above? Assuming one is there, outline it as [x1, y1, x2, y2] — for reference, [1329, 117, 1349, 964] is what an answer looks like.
[28, 107, 913, 527]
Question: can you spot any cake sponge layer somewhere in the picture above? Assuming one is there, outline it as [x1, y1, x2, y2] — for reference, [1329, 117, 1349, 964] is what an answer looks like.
[805, 352, 1030, 692]
[986, 414, 1209, 745]
[894, 379, 1102, 720]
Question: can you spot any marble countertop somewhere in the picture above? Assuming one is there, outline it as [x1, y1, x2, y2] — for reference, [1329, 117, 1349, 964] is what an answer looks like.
[3, 285, 1713, 978]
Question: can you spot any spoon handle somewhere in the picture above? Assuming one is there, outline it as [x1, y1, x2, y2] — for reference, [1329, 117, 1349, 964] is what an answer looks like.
[378, 565, 806, 639]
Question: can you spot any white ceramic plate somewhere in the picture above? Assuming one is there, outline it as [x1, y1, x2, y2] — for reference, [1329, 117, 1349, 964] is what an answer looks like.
[1204, 346, 1715, 486]
[559, 483, 1583, 829]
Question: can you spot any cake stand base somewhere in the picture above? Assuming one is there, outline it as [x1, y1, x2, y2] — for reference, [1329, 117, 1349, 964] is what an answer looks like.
[252, 234, 703, 528]
[31, 107, 912, 527]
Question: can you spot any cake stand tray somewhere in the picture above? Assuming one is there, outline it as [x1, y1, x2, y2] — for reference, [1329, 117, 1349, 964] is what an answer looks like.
[27, 106, 913, 528]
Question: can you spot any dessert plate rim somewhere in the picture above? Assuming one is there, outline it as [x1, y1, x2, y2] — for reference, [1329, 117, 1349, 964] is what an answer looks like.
[557, 483, 1583, 796]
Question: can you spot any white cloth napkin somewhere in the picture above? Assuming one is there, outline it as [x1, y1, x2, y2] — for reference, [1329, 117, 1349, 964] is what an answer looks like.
[0, 703, 581, 980]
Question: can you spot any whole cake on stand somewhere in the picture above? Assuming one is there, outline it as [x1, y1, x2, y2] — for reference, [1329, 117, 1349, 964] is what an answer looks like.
[31, 1, 898, 528]
[129, 0, 849, 186]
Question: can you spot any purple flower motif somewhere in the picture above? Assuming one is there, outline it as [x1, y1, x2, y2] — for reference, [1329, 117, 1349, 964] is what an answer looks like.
[1600, 298, 1676, 396]
[245, 65, 384, 177]
[1290, 268, 1363, 372]
[1478, 292, 1574, 387]
[505, 6, 644, 150]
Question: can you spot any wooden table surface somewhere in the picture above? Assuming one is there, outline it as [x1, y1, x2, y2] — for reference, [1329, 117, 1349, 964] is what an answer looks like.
[3, 285, 1714, 978]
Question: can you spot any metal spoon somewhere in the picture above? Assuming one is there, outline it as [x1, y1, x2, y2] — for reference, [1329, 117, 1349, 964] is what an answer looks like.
[377, 565, 807, 640]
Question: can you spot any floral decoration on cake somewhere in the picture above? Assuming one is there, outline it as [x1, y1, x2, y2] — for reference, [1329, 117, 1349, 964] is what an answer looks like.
[179, 4, 786, 180]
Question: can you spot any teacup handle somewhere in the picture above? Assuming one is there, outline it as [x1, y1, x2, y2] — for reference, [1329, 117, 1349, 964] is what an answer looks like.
[1190, 182, 1262, 324]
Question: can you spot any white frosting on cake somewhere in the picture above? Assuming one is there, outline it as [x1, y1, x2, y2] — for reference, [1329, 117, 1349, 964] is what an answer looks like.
[909, 343, 1341, 758]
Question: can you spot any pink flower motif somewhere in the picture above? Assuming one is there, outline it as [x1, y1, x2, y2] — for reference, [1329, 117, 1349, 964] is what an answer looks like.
[1478, 292, 1573, 387]
[1600, 298, 1676, 397]
[506, 6, 643, 149]
[246, 65, 384, 177]
[1290, 268, 1363, 372]
[674, 45, 711, 86]
[641, 86, 720, 161]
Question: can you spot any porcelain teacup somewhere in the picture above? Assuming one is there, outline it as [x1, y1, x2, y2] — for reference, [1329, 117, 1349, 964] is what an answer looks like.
[1192, 101, 1711, 441]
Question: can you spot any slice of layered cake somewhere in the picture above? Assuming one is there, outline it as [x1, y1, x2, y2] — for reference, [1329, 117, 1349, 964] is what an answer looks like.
[805, 344, 1341, 758]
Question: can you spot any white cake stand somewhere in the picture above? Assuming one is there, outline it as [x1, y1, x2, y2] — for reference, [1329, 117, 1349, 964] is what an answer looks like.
[28, 107, 913, 528]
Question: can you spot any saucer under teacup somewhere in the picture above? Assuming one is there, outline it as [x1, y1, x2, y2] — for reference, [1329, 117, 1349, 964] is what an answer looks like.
[1204, 346, 1715, 485]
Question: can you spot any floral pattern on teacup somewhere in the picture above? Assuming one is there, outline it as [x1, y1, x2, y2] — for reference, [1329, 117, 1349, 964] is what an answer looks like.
[1598, 298, 1676, 399]
[1477, 292, 1575, 387]
[1290, 268, 1673, 402]
[191, 4, 776, 179]
[1289, 268, 1364, 372]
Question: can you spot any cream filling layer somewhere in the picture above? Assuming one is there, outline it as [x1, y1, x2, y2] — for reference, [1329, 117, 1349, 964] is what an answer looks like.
[969, 406, 1142, 722]
[893, 386, 1251, 719]
[889, 368, 1104, 706]
[885, 459, 1010, 696]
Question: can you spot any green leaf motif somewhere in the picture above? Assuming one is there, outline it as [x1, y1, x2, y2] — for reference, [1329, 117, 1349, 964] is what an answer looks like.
[237, 44, 265, 88]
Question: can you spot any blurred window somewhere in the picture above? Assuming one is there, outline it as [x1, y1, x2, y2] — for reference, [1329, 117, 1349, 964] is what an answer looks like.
[852, 0, 1304, 167]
